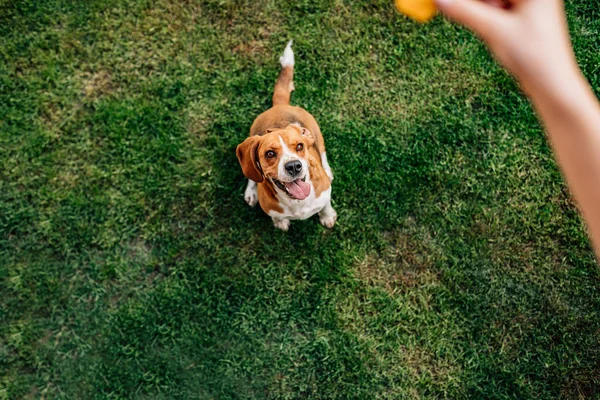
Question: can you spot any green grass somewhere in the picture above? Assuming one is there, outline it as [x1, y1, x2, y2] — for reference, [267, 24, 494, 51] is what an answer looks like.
[1, 0, 599, 398]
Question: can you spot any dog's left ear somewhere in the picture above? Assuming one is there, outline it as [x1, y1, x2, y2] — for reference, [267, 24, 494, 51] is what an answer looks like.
[236, 136, 264, 183]
[300, 128, 315, 148]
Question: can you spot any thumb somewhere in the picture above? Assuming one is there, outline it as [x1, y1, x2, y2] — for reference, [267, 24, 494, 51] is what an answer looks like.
[435, 0, 508, 41]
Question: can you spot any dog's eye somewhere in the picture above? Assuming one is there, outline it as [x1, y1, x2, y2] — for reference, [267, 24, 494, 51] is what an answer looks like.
[296, 143, 303, 151]
[265, 150, 276, 158]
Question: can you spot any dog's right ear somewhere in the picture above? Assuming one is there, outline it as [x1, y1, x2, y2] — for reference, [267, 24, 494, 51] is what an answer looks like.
[236, 136, 264, 183]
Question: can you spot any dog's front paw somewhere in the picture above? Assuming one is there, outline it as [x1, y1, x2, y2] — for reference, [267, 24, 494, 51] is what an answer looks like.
[319, 203, 337, 229]
[244, 180, 258, 207]
[319, 204, 337, 229]
[319, 214, 337, 229]
[273, 218, 290, 231]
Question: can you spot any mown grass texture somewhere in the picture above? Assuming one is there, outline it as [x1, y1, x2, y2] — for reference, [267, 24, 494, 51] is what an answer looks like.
[1, 0, 600, 398]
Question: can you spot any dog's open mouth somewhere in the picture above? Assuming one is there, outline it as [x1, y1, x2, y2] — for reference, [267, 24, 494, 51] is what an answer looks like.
[273, 176, 311, 200]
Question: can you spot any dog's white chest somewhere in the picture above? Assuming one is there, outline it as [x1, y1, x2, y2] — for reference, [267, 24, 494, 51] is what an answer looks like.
[269, 185, 331, 220]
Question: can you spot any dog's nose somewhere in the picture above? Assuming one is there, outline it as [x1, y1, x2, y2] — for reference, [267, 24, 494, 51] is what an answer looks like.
[285, 160, 303, 177]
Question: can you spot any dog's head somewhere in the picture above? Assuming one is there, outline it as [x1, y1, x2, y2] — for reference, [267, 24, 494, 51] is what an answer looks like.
[236, 124, 315, 200]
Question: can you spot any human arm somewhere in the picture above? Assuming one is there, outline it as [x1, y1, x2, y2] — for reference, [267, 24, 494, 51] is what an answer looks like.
[435, 0, 600, 256]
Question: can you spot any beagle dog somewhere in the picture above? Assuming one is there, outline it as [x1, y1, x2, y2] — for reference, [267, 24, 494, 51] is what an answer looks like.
[236, 41, 337, 231]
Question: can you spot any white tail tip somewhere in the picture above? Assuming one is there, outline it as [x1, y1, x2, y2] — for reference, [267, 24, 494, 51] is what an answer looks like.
[279, 40, 294, 68]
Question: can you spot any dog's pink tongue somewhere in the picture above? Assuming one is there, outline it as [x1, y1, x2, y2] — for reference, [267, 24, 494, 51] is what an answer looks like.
[286, 179, 311, 200]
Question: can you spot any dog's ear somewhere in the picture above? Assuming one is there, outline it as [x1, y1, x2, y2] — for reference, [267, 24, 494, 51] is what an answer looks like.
[300, 128, 315, 148]
[236, 136, 264, 183]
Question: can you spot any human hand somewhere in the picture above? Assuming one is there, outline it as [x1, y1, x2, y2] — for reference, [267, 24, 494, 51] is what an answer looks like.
[434, 0, 579, 94]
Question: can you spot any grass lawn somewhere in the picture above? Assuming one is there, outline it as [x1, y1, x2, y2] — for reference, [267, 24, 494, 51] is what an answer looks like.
[1, 0, 600, 398]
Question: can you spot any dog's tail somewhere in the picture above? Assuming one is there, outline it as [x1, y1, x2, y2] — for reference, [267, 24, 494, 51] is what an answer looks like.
[272, 40, 294, 106]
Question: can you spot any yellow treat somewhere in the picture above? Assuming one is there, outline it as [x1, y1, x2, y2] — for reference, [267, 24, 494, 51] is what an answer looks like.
[395, 0, 437, 23]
